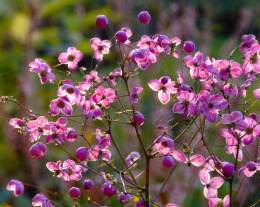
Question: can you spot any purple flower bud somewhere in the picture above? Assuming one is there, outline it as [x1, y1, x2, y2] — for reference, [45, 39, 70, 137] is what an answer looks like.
[136, 200, 146, 207]
[249, 113, 257, 120]
[162, 156, 175, 168]
[102, 182, 117, 197]
[118, 192, 131, 204]
[116, 31, 128, 43]
[30, 142, 47, 159]
[83, 179, 94, 190]
[96, 15, 108, 28]
[7, 179, 24, 197]
[222, 162, 235, 178]
[183, 41, 195, 53]
[132, 112, 144, 125]
[160, 76, 169, 84]
[76, 147, 89, 161]
[138, 11, 151, 24]
[69, 187, 81, 200]
[157, 125, 164, 130]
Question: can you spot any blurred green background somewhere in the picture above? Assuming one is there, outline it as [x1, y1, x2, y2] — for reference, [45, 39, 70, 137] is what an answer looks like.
[0, 0, 260, 206]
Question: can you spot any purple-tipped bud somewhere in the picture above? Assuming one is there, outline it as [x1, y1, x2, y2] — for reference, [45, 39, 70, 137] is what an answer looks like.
[6, 179, 24, 197]
[30, 142, 47, 159]
[69, 187, 81, 200]
[249, 113, 257, 120]
[116, 31, 128, 43]
[96, 15, 108, 28]
[83, 179, 94, 190]
[118, 192, 131, 204]
[162, 156, 175, 168]
[132, 112, 144, 125]
[76, 147, 89, 161]
[222, 162, 235, 178]
[183, 41, 195, 53]
[160, 76, 169, 84]
[102, 182, 117, 197]
[136, 200, 146, 207]
[157, 125, 164, 130]
[138, 11, 151, 24]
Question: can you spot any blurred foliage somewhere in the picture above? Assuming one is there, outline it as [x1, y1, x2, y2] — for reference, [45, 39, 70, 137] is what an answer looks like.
[0, 0, 259, 206]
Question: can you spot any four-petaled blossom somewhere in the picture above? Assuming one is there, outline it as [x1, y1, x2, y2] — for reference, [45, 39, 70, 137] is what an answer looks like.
[240, 34, 258, 53]
[199, 170, 224, 199]
[32, 194, 53, 207]
[198, 90, 228, 122]
[125, 151, 140, 167]
[50, 96, 72, 116]
[29, 58, 55, 84]
[93, 86, 116, 108]
[90, 37, 112, 61]
[83, 97, 102, 120]
[161, 37, 181, 58]
[137, 35, 159, 54]
[57, 84, 80, 105]
[129, 49, 156, 70]
[148, 76, 177, 104]
[153, 136, 174, 155]
[173, 91, 198, 119]
[79, 70, 100, 93]
[7, 179, 24, 197]
[216, 60, 242, 81]
[27, 116, 48, 142]
[239, 161, 260, 177]
[58, 47, 83, 70]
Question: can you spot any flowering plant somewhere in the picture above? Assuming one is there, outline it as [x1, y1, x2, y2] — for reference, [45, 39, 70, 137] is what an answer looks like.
[3, 11, 260, 207]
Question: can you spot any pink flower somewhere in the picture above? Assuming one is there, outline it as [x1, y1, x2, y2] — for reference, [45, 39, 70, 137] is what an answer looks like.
[173, 91, 198, 119]
[165, 204, 179, 207]
[50, 96, 72, 116]
[148, 76, 177, 104]
[221, 83, 238, 98]
[130, 49, 156, 70]
[130, 87, 143, 105]
[132, 112, 145, 125]
[96, 15, 108, 28]
[62, 159, 82, 182]
[183, 52, 207, 80]
[107, 68, 122, 86]
[137, 35, 159, 55]
[7, 179, 24, 197]
[198, 90, 228, 123]
[79, 70, 100, 93]
[199, 170, 224, 199]
[32, 194, 53, 207]
[58, 47, 83, 70]
[46, 161, 67, 179]
[83, 97, 102, 120]
[161, 37, 181, 58]
[90, 37, 112, 61]
[216, 60, 242, 81]
[240, 79, 251, 97]
[29, 58, 55, 84]
[88, 145, 111, 161]
[209, 195, 230, 207]
[121, 27, 132, 45]
[221, 111, 247, 131]
[57, 84, 80, 105]
[125, 151, 140, 167]
[171, 150, 205, 167]
[45, 126, 67, 145]
[253, 88, 260, 99]
[239, 161, 260, 177]
[153, 136, 174, 155]
[9, 118, 24, 129]
[241, 117, 260, 145]
[243, 45, 260, 73]
[93, 86, 116, 108]
[240, 34, 258, 53]
[30, 142, 47, 159]
[27, 116, 48, 142]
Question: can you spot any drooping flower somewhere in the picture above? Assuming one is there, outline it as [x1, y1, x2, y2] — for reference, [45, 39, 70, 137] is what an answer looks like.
[61, 159, 83, 182]
[29, 59, 55, 84]
[239, 161, 260, 177]
[199, 170, 224, 199]
[58, 47, 83, 70]
[148, 76, 177, 104]
[9, 118, 24, 129]
[102, 182, 117, 197]
[92, 86, 116, 108]
[83, 97, 102, 120]
[221, 83, 238, 98]
[7, 179, 24, 197]
[221, 111, 246, 130]
[243, 45, 260, 73]
[32, 194, 53, 207]
[198, 90, 228, 123]
[240, 34, 258, 53]
[125, 151, 140, 167]
[209, 195, 230, 207]
[107, 68, 122, 86]
[173, 91, 198, 119]
[90, 37, 112, 61]
[130, 87, 143, 105]
[241, 117, 260, 145]
[118, 192, 131, 204]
